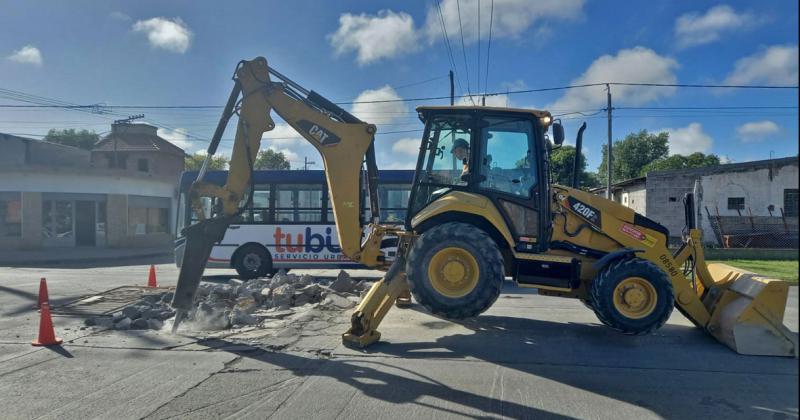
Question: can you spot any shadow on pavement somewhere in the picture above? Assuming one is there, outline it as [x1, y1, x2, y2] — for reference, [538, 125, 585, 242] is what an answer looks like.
[196, 337, 572, 419]
[192, 311, 798, 419]
[43, 344, 74, 358]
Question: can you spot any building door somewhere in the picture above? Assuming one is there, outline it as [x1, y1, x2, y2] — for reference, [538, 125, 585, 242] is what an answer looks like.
[75, 200, 96, 246]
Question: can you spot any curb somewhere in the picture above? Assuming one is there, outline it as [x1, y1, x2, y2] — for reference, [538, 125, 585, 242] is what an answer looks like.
[0, 252, 173, 267]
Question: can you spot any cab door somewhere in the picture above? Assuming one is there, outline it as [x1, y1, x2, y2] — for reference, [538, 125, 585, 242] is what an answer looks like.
[475, 115, 545, 252]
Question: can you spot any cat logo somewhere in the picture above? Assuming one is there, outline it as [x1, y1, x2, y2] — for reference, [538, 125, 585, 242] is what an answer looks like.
[567, 196, 601, 227]
[296, 120, 341, 146]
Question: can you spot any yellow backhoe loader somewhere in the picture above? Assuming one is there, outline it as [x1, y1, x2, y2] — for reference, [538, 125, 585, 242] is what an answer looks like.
[172, 57, 797, 357]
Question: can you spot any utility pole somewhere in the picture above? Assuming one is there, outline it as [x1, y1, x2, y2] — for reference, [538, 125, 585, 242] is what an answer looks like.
[303, 156, 316, 171]
[606, 84, 613, 200]
[449, 70, 455, 106]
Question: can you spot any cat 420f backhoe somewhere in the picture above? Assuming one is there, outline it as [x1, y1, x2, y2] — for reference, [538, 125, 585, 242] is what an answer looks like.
[172, 57, 797, 357]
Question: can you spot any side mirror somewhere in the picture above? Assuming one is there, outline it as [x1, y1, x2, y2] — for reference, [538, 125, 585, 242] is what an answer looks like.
[552, 122, 565, 146]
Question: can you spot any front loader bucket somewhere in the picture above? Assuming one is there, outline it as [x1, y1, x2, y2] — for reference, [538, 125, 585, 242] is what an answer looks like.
[704, 263, 798, 357]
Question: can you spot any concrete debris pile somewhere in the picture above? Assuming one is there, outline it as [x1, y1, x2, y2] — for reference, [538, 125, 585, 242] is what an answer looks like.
[187, 270, 369, 331]
[84, 291, 176, 330]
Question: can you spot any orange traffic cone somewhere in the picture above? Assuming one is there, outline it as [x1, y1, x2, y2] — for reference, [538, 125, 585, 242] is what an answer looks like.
[147, 265, 158, 288]
[34, 277, 49, 309]
[32, 302, 62, 346]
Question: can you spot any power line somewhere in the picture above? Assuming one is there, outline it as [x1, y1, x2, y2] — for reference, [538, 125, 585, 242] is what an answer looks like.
[2, 83, 797, 109]
[484, 0, 494, 96]
[477, 0, 480, 95]
[393, 74, 450, 90]
[455, 0, 475, 105]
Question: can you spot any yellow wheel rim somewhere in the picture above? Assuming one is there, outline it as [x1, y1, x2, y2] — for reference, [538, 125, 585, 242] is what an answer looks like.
[428, 247, 479, 298]
[612, 277, 657, 319]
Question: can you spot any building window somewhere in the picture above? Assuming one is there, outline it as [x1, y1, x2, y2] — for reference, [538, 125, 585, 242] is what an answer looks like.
[42, 200, 73, 238]
[128, 196, 170, 235]
[137, 158, 149, 172]
[0, 192, 22, 237]
[785, 189, 799, 217]
[728, 197, 745, 211]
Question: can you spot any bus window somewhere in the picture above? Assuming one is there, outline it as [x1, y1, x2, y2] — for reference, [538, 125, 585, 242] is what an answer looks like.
[297, 187, 322, 222]
[276, 184, 323, 223]
[380, 185, 410, 223]
[251, 188, 271, 222]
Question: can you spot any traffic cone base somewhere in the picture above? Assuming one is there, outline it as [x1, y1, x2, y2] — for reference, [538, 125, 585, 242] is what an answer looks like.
[147, 265, 158, 288]
[32, 302, 62, 346]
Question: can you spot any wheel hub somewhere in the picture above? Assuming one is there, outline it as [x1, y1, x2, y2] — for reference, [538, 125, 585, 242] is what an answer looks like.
[428, 247, 479, 298]
[613, 277, 657, 319]
[243, 253, 261, 271]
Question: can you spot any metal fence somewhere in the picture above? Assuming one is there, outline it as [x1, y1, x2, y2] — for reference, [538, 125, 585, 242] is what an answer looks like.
[704, 206, 799, 249]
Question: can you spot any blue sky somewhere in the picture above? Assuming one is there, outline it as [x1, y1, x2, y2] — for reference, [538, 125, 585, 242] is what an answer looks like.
[0, 0, 797, 172]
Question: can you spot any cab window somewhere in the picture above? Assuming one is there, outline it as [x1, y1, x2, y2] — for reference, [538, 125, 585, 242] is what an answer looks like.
[478, 117, 536, 198]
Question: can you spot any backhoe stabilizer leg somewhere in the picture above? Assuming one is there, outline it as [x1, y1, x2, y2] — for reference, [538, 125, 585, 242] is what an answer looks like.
[342, 257, 409, 348]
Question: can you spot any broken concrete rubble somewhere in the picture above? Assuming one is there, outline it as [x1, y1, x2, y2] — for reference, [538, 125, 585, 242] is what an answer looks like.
[85, 270, 371, 336]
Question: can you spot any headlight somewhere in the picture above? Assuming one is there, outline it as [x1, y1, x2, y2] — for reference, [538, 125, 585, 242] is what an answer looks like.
[541, 116, 552, 126]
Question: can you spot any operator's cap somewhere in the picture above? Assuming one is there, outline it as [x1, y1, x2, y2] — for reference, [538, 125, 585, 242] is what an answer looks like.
[451, 138, 469, 152]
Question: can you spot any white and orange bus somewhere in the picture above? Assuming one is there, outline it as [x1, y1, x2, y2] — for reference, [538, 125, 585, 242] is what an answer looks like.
[174, 169, 413, 278]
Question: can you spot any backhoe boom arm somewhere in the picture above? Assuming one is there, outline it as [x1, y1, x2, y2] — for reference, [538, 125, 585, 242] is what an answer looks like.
[171, 57, 388, 330]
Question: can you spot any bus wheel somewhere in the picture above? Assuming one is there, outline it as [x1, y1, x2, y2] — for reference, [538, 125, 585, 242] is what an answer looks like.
[233, 244, 272, 280]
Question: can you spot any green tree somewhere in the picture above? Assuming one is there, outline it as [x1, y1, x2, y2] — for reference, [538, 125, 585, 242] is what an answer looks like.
[254, 149, 291, 170]
[184, 153, 229, 170]
[548, 145, 597, 189]
[43, 128, 100, 150]
[640, 152, 721, 174]
[597, 130, 669, 184]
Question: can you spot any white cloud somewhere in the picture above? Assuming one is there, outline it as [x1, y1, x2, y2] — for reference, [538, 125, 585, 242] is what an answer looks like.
[659, 123, 713, 155]
[351, 85, 408, 125]
[736, 120, 779, 143]
[329, 10, 419, 65]
[724, 45, 799, 85]
[268, 146, 299, 163]
[109, 11, 131, 21]
[132, 17, 193, 54]
[674, 5, 763, 49]
[391, 137, 421, 156]
[262, 123, 302, 147]
[549, 47, 678, 111]
[720, 155, 733, 164]
[7, 45, 42, 66]
[423, 0, 584, 44]
[158, 127, 193, 151]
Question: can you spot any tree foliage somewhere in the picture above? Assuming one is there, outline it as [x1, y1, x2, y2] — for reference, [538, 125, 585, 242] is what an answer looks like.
[549, 145, 599, 189]
[43, 128, 100, 150]
[597, 130, 669, 184]
[254, 149, 291, 170]
[640, 152, 720, 174]
[184, 153, 229, 170]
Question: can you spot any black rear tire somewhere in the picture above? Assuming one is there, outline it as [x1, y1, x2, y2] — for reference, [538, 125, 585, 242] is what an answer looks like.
[233, 244, 272, 280]
[406, 222, 504, 319]
[590, 257, 674, 335]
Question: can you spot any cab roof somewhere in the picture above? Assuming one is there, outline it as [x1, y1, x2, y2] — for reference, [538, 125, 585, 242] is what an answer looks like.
[416, 105, 552, 121]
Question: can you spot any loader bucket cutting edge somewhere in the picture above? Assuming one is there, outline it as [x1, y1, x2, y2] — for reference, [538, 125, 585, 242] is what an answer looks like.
[704, 263, 798, 358]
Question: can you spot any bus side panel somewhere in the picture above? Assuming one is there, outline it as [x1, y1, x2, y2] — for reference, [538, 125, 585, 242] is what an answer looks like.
[210, 224, 362, 269]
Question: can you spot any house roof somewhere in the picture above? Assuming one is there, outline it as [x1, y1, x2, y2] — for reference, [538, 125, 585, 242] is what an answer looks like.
[93, 123, 185, 156]
[590, 176, 646, 193]
[646, 156, 798, 178]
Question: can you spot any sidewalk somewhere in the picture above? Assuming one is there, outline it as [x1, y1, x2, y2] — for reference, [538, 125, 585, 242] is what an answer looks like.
[0, 246, 173, 267]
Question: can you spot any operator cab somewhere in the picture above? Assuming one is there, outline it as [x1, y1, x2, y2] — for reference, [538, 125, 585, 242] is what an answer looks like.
[407, 106, 563, 253]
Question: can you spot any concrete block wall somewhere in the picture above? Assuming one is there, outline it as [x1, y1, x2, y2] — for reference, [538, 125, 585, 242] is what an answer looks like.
[645, 172, 696, 243]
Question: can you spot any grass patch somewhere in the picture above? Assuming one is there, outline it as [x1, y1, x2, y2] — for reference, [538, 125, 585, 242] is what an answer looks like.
[708, 259, 798, 283]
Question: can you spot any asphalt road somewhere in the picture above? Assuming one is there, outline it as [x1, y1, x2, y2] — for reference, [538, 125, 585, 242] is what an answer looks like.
[0, 262, 797, 419]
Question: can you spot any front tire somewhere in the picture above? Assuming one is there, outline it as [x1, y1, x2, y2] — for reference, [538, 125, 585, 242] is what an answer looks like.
[406, 222, 504, 319]
[233, 244, 272, 280]
[590, 258, 674, 335]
